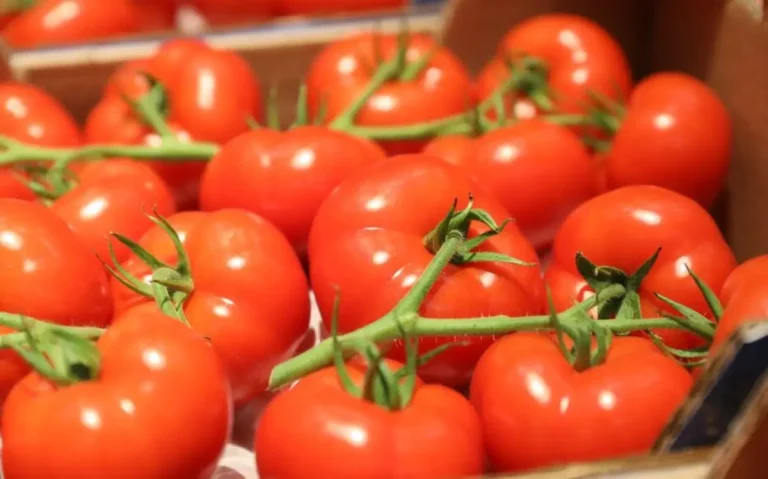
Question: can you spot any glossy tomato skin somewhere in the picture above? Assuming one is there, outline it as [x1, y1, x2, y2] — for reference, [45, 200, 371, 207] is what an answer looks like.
[256, 361, 483, 478]
[150, 38, 210, 88]
[2, 310, 232, 479]
[199, 126, 388, 255]
[307, 33, 473, 155]
[604, 73, 731, 207]
[170, 47, 262, 145]
[279, 0, 406, 15]
[434, 120, 598, 250]
[478, 14, 632, 119]
[308, 155, 544, 387]
[51, 159, 176, 263]
[2, 0, 139, 48]
[0, 199, 113, 326]
[471, 333, 692, 472]
[116, 209, 310, 406]
[422, 135, 474, 167]
[544, 185, 736, 350]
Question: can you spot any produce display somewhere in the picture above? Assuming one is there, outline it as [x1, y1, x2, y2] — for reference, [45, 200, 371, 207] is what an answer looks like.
[0, 11, 757, 479]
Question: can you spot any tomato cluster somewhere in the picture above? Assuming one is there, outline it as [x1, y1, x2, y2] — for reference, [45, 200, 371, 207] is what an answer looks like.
[0, 12, 756, 479]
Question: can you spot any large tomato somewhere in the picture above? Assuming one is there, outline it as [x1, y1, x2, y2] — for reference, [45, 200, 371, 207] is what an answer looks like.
[602, 73, 731, 207]
[470, 333, 692, 472]
[2, 309, 232, 479]
[308, 154, 544, 387]
[545, 185, 736, 350]
[199, 126, 388, 255]
[114, 209, 310, 405]
[476, 14, 632, 119]
[256, 360, 483, 478]
[307, 32, 473, 155]
[278, 0, 406, 15]
[50, 159, 176, 263]
[0, 82, 82, 200]
[1, 0, 140, 48]
[710, 255, 768, 353]
[424, 119, 598, 250]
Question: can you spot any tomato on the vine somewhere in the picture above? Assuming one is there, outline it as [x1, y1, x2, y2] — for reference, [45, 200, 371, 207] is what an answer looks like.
[307, 33, 473, 155]
[2, 0, 141, 48]
[308, 154, 544, 387]
[476, 14, 632, 120]
[2, 309, 232, 479]
[470, 333, 692, 472]
[256, 359, 484, 478]
[422, 135, 474, 167]
[424, 119, 598, 250]
[199, 126, 388, 254]
[114, 209, 310, 405]
[50, 159, 176, 263]
[545, 185, 736, 350]
[602, 73, 731, 207]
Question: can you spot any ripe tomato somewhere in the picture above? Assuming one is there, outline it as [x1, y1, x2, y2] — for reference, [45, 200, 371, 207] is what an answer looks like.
[169, 46, 262, 144]
[307, 32, 473, 155]
[545, 185, 736, 350]
[188, 0, 275, 26]
[421, 135, 474, 167]
[2, 0, 140, 48]
[256, 360, 483, 478]
[103, 58, 157, 100]
[470, 333, 692, 472]
[150, 38, 210, 89]
[278, 0, 406, 15]
[2, 310, 232, 479]
[425, 120, 598, 250]
[603, 73, 731, 207]
[131, 0, 177, 32]
[50, 159, 176, 263]
[477, 14, 632, 119]
[308, 154, 544, 387]
[710, 256, 768, 353]
[115, 209, 310, 405]
[199, 126, 388, 255]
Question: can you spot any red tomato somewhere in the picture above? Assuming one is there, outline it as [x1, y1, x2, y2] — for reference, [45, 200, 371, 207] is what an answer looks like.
[169, 47, 262, 144]
[545, 185, 736, 350]
[279, 0, 405, 15]
[427, 120, 598, 250]
[189, 0, 274, 26]
[603, 73, 731, 207]
[477, 14, 632, 119]
[307, 33, 473, 155]
[50, 159, 176, 263]
[2, 310, 232, 479]
[116, 209, 310, 405]
[421, 135, 474, 167]
[199, 126, 388, 255]
[470, 333, 692, 472]
[308, 155, 544, 386]
[103, 58, 157, 100]
[710, 256, 768, 353]
[2, 0, 140, 48]
[256, 360, 483, 478]
[0, 326, 30, 411]
[150, 38, 210, 89]
[131, 0, 177, 32]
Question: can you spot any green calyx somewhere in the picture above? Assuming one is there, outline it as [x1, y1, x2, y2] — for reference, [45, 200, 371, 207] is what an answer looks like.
[422, 195, 533, 267]
[16, 162, 81, 204]
[104, 212, 193, 325]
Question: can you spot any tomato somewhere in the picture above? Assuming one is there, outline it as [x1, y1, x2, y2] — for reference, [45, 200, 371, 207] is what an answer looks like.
[421, 135, 474, 167]
[710, 256, 768, 353]
[603, 73, 731, 207]
[103, 59, 157, 100]
[256, 360, 483, 478]
[131, 0, 177, 32]
[150, 38, 210, 89]
[0, 326, 30, 411]
[189, 0, 274, 26]
[425, 120, 598, 250]
[477, 14, 632, 120]
[307, 33, 473, 155]
[199, 126, 388, 255]
[50, 159, 176, 263]
[544, 185, 736, 350]
[115, 209, 310, 405]
[2, 309, 232, 479]
[278, 0, 406, 16]
[470, 333, 692, 472]
[308, 154, 544, 386]
[2, 0, 140, 48]
[169, 46, 262, 144]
